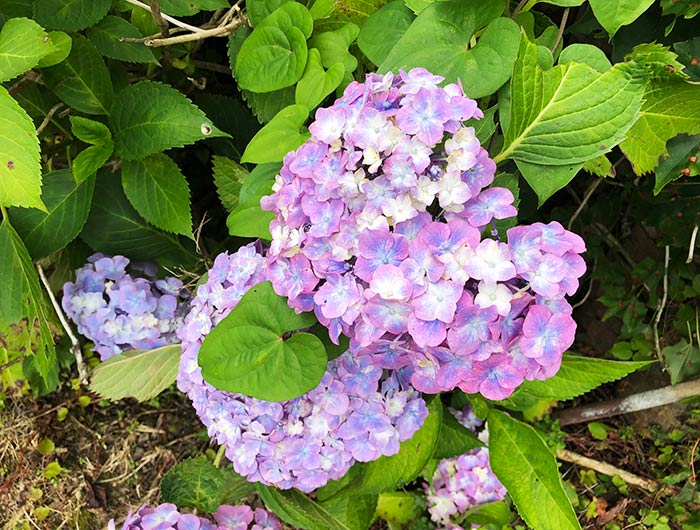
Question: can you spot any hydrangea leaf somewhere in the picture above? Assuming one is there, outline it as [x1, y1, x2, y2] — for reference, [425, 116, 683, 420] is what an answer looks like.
[357, 1, 415, 66]
[375, 492, 424, 527]
[0, 86, 45, 211]
[674, 37, 700, 81]
[352, 397, 442, 494]
[319, 493, 377, 530]
[379, 0, 518, 98]
[619, 79, 700, 175]
[235, 3, 312, 92]
[42, 35, 113, 115]
[433, 405, 484, 459]
[160, 456, 227, 513]
[240, 104, 310, 164]
[488, 410, 581, 530]
[110, 81, 227, 160]
[662, 339, 700, 384]
[247, 0, 293, 27]
[496, 32, 644, 166]
[0, 218, 56, 385]
[80, 171, 194, 263]
[8, 169, 95, 259]
[199, 281, 327, 401]
[225, 162, 277, 239]
[87, 15, 157, 64]
[558, 43, 612, 72]
[69, 116, 111, 146]
[589, 0, 655, 37]
[257, 486, 352, 530]
[242, 86, 296, 124]
[72, 144, 113, 185]
[36, 31, 71, 68]
[212, 155, 248, 212]
[0, 17, 56, 82]
[625, 43, 688, 80]
[122, 154, 194, 238]
[89, 344, 181, 402]
[33, 0, 110, 31]
[516, 160, 583, 206]
[157, 0, 230, 16]
[295, 48, 345, 110]
[521, 0, 585, 8]
[654, 134, 700, 194]
[582, 155, 615, 178]
[498, 355, 653, 411]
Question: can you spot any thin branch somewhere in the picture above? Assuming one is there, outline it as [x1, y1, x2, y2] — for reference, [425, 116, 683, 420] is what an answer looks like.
[568, 177, 602, 231]
[35, 102, 65, 136]
[8, 71, 42, 96]
[556, 449, 661, 493]
[36, 264, 88, 384]
[123, 0, 205, 33]
[149, 0, 170, 37]
[191, 59, 232, 75]
[511, 0, 529, 18]
[551, 8, 569, 54]
[0, 354, 25, 373]
[686, 224, 698, 264]
[144, 18, 242, 47]
[652, 245, 670, 360]
[554, 379, 700, 426]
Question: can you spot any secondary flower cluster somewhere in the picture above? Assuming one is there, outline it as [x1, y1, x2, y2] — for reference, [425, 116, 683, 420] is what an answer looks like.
[108, 502, 282, 530]
[63, 254, 188, 360]
[177, 245, 428, 492]
[261, 68, 586, 399]
[425, 407, 505, 529]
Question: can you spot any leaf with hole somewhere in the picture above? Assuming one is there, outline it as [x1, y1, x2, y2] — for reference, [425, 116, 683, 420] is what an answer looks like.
[122, 154, 193, 238]
[8, 169, 95, 259]
[198, 281, 327, 401]
[90, 344, 181, 402]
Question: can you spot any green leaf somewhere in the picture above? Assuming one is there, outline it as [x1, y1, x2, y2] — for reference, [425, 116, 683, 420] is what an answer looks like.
[257, 486, 352, 530]
[308, 23, 360, 78]
[0, 86, 44, 210]
[379, 0, 518, 98]
[319, 493, 377, 530]
[498, 355, 653, 410]
[353, 397, 442, 494]
[433, 405, 483, 459]
[8, 169, 95, 259]
[225, 162, 279, 239]
[220, 467, 257, 505]
[73, 144, 113, 185]
[241, 104, 310, 164]
[496, 32, 644, 166]
[42, 35, 113, 115]
[587, 421, 610, 441]
[375, 492, 424, 527]
[36, 31, 71, 68]
[357, 1, 415, 67]
[80, 171, 191, 263]
[295, 48, 345, 110]
[465, 105, 498, 146]
[674, 37, 700, 82]
[242, 86, 296, 124]
[625, 43, 688, 80]
[654, 134, 700, 194]
[582, 155, 614, 178]
[90, 344, 181, 402]
[212, 155, 248, 212]
[558, 43, 612, 72]
[235, 3, 313, 92]
[33, 0, 111, 31]
[516, 160, 583, 206]
[589, 0, 655, 37]
[87, 15, 157, 63]
[69, 116, 111, 145]
[0, 17, 55, 82]
[662, 339, 700, 385]
[122, 154, 193, 238]
[247, 0, 293, 26]
[110, 80, 227, 160]
[198, 281, 327, 401]
[160, 456, 226, 513]
[0, 219, 56, 384]
[157, 0, 229, 16]
[619, 79, 700, 175]
[488, 410, 581, 530]
[238, 162, 281, 205]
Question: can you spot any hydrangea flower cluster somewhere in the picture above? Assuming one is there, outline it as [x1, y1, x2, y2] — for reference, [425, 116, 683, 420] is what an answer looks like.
[425, 407, 505, 530]
[177, 245, 428, 492]
[63, 254, 188, 360]
[108, 502, 282, 530]
[261, 68, 586, 399]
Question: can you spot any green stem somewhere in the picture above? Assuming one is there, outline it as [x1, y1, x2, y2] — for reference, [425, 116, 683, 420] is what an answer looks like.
[213, 444, 226, 468]
[0, 205, 7, 221]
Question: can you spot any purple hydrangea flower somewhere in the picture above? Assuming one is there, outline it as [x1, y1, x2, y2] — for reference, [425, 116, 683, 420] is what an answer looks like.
[261, 68, 587, 400]
[62, 254, 188, 360]
[108, 503, 280, 530]
[177, 245, 428, 492]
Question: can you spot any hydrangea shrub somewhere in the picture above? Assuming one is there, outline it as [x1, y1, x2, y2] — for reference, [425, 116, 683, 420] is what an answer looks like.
[177, 245, 428, 492]
[62, 254, 188, 360]
[261, 69, 587, 400]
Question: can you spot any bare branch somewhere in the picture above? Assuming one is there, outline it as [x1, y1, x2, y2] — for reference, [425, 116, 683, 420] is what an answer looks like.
[123, 0, 205, 33]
